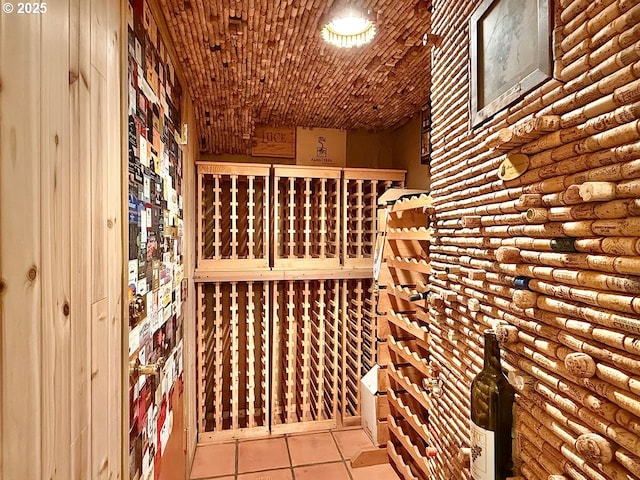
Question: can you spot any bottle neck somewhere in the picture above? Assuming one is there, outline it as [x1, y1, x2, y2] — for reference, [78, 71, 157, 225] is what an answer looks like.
[483, 330, 502, 372]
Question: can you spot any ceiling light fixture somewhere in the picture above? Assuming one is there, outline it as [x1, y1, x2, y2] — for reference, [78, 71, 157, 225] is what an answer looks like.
[321, 6, 376, 48]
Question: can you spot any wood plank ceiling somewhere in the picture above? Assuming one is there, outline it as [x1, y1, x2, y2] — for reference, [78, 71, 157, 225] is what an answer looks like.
[158, 0, 433, 154]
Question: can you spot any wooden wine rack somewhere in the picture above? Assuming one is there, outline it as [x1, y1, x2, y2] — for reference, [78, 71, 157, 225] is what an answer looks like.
[196, 281, 270, 442]
[342, 169, 406, 267]
[379, 192, 435, 480]
[195, 163, 405, 441]
[197, 162, 270, 270]
[273, 166, 341, 269]
[270, 279, 341, 433]
[340, 278, 377, 423]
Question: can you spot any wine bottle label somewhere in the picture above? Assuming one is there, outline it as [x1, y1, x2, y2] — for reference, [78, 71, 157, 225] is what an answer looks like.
[470, 421, 495, 480]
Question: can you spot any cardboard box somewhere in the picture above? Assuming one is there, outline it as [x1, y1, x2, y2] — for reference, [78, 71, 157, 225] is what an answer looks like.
[361, 365, 389, 446]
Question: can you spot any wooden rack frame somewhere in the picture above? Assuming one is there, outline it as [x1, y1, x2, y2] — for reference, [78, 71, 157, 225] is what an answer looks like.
[270, 279, 341, 433]
[273, 166, 342, 269]
[197, 281, 271, 442]
[195, 163, 408, 441]
[197, 162, 270, 271]
[379, 192, 435, 479]
[342, 169, 406, 267]
[340, 278, 378, 423]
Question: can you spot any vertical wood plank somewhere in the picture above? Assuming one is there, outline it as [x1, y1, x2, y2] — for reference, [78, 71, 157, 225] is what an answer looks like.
[304, 178, 311, 258]
[302, 281, 311, 422]
[247, 176, 255, 260]
[331, 281, 340, 420]
[70, 0, 92, 475]
[231, 175, 238, 259]
[214, 175, 221, 259]
[288, 178, 295, 258]
[286, 281, 296, 423]
[263, 281, 270, 427]
[91, 65, 108, 302]
[183, 99, 199, 466]
[40, 2, 72, 478]
[342, 177, 348, 265]
[214, 283, 223, 429]
[230, 283, 239, 430]
[340, 283, 348, 420]
[273, 176, 280, 263]
[320, 178, 327, 260]
[264, 175, 270, 265]
[196, 285, 205, 432]
[271, 282, 282, 425]
[91, 298, 109, 479]
[317, 282, 326, 419]
[106, 0, 122, 476]
[0, 9, 43, 480]
[247, 282, 256, 427]
[197, 169, 203, 265]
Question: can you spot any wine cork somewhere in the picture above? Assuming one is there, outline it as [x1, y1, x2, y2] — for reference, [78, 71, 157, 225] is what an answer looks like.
[564, 352, 596, 378]
[468, 270, 487, 280]
[429, 294, 445, 309]
[525, 207, 549, 223]
[496, 324, 519, 344]
[517, 194, 544, 210]
[575, 433, 614, 464]
[513, 290, 538, 308]
[457, 447, 470, 466]
[434, 271, 449, 280]
[579, 181, 618, 201]
[496, 246, 522, 263]
[468, 297, 481, 312]
[548, 475, 569, 480]
[462, 216, 483, 228]
[509, 371, 535, 394]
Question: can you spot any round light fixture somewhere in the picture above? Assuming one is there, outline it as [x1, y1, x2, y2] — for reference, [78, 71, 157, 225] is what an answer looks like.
[321, 8, 376, 48]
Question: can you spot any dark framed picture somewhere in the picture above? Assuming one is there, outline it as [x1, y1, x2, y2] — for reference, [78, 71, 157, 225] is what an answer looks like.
[469, 0, 552, 127]
[420, 102, 431, 165]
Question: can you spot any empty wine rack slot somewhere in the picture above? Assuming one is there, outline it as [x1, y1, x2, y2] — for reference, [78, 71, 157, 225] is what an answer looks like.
[270, 279, 341, 433]
[196, 281, 270, 442]
[273, 166, 342, 269]
[342, 169, 406, 267]
[197, 162, 270, 270]
[340, 278, 377, 423]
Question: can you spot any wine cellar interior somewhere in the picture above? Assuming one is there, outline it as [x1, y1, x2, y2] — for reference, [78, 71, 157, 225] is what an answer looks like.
[3, 1, 640, 480]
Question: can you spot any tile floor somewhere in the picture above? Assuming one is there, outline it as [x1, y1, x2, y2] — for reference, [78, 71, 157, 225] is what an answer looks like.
[190, 428, 401, 480]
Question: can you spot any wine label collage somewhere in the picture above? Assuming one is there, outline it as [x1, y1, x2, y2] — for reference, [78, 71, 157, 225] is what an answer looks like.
[126, 0, 186, 479]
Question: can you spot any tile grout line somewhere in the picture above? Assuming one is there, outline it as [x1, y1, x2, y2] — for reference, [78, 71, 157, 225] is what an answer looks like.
[330, 430, 354, 480]
[285, 435, 296, 480]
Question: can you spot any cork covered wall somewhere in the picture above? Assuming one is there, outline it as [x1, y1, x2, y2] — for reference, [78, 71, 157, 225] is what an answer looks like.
[421, 1, 640, 479]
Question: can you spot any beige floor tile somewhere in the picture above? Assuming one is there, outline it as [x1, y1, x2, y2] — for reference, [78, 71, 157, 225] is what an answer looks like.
[332, 428, 375, 459]
[237, 468, 293, 479]
[287, 432, 342, 466]
[348, 461, 401, 480]
[238, 437, 290, 473]
[190, 442, 236, 479]
[293, 462, 350, 480]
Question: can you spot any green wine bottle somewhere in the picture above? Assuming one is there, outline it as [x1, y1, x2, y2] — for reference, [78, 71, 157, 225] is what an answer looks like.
[470, 330, 515, 480]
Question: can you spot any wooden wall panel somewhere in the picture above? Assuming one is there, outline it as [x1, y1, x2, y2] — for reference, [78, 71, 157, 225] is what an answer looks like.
[420, 1, 640, 480]
[41, 4, 72, 479]
[0, 1, 123, 479]
[0, 9, 43, 480]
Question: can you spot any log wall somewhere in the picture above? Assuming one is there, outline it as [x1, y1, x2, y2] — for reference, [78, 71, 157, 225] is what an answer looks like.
[420, 1, 640, 479]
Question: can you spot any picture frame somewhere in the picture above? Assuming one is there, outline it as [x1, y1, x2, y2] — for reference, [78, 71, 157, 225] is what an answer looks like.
[420, 102, 431, 165]
[469, 0, 552, 127]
